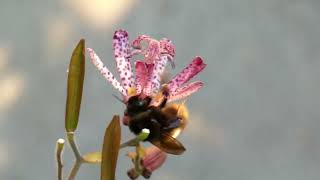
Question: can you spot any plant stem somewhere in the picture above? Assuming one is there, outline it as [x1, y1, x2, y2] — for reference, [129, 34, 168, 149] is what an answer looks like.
[120, 139, 138, 149]
[57, 158, 63, 180]
[55, 139, 65, 180]
[68, 159, 82, 180]
[64, 130, 149, 179]
[134, 144, 143, 174]
[67, 132, 83, 180]
[120, 129, 150, 149]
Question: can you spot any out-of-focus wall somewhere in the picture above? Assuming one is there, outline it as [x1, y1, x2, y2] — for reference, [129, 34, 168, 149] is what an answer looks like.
[1, 0, 320, 179]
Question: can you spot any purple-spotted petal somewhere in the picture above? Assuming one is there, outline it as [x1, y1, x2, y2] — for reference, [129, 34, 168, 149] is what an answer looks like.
[142, 63, 155, 96]
[144, 40, 160, 63]
[168, 81, 203, 102]
[139, 55, 171, 96]
[132, 35, 169, 64]
[160, 38, 175, 58]
[167, 56, 206, 92]
[150, 55, 170, 93]
[113, 29, 134, 92]
[132, 35, 151, 49]
[87, 48, 126, 96]
[135, 60, 148, 94]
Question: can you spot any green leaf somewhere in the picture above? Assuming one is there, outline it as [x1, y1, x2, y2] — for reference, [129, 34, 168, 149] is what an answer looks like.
[83, 152, 102, 164]
[101, 115, 121, 180]
[65, 39, 85, 132]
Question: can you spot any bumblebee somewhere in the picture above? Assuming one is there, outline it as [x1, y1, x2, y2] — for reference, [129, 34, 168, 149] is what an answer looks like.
[124, 86, 188, 155]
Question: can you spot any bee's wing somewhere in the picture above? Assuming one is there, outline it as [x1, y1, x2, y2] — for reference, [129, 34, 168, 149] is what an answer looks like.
[151, 133, 186, 155]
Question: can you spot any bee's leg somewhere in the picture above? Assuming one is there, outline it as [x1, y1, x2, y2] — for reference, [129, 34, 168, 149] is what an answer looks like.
[159, 97, 168, 109]
[149, 107, 170, 127]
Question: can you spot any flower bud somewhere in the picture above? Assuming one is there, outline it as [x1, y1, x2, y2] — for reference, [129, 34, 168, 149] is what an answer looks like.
[127, 168, 139, 180]
[141, 146, 167, 172]
[126, 146, 167, 179]
[142, 168, 152, 179]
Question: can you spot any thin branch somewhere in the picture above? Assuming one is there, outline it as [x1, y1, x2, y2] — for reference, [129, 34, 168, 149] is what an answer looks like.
[120, 128, 150, 149]
[67, 132, 84, 180]
[120, 138, 139, 149]
[134, 144, 143, 174]
[64, 128, 149, 180]
[67, 132, 82, 160]
[55, 138, 65, 180]
[68, 159, 82, 180]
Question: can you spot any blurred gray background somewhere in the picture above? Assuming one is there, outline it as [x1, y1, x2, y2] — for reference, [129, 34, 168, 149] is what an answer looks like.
[1, 0, 320, 179]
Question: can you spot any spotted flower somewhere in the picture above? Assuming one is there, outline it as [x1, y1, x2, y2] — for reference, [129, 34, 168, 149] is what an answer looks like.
[87, 29, 206, 104]
[87, 29, 206, 179]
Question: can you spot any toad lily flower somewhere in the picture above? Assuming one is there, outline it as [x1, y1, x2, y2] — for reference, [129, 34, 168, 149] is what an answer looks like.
[87, 29, 206, 179]
[87, 29, 206, 106]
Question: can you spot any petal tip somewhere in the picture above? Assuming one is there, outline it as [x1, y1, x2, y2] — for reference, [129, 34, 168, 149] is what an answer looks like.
[193, 56, 206, 66]
[114, 29, 129, 39]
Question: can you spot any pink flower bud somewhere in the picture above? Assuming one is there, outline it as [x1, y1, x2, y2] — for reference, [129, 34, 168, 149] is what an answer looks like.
[141, 146, 167, 172]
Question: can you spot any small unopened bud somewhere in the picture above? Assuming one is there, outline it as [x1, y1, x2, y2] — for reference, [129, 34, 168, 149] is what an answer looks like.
[127, 168, 139, 180]
[55, 138, 65, 154]
[142, 168, 152, 179]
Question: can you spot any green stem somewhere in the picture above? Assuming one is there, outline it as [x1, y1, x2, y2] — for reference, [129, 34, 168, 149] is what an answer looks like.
[119, 138, 138, 149]
[64, 129, 150, 179]
[67, 132, 84, 180]
[55, 139, 65, 180]
[120, 128, 150, 149]
[134, 144, 143, 175]
[67, 132, 82, 159]
[68, 159, 82, 180]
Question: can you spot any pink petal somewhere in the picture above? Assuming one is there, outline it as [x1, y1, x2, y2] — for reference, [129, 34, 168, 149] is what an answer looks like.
[144, 40, 160, 63]
[139, 56, 171, 97]
[135, 60, 148, 94]
[168, 56, 206, 92]
[113, 29, 134, 92]
[149, 55, 169, 94]
[168, 81, 204, 102]
[142, 63, 155, 96]
[87, 48, 126, 96]
[132, 35, 162, 64]
[132, 35, 151, 49]
[160, 38, 175, 58]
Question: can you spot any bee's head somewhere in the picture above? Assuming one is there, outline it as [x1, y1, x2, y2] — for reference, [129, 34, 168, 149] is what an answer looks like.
[126, 95, 152, 115]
